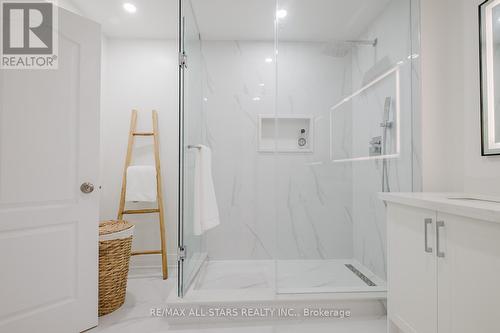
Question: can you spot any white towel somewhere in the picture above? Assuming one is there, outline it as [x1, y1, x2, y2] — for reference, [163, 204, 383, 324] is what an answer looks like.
[126, 165, 157, 202]
[193, 145, 220, 235]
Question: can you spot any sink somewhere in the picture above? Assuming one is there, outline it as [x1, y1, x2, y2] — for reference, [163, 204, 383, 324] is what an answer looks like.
[447, 196, 500, 204]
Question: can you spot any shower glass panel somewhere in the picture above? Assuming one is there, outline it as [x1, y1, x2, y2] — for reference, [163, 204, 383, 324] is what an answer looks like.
[177, 0, 277, 298]
[275, 0, 418, 293]
[178, 0, 205, 297]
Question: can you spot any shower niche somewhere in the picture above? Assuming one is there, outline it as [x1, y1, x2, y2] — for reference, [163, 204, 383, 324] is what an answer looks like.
[257, 115, 313, 153]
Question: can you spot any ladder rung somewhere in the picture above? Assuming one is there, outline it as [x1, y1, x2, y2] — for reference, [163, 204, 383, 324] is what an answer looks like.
[122, 208, 160, 215]
[133, 132, 154, 136]
[132, 250, 162, 256]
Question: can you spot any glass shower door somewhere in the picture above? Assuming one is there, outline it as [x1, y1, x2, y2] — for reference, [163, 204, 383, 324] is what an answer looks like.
[274, 0, 419, 294]
[178, 0, 204, 297]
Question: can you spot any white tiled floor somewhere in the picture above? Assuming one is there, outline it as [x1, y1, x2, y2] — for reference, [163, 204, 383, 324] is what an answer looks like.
[90, 266, 387, 333]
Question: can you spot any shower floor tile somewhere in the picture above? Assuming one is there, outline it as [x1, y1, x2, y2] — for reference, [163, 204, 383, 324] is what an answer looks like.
[191, 259, 386, 294]
[276, 259, 386, 293]
[193, 260, 274, 290]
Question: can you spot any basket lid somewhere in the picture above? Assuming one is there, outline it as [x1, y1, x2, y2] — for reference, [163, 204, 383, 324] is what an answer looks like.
[99, 220, 133, 236]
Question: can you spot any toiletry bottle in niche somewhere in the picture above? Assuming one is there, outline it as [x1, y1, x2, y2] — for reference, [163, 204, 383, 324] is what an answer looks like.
[298, 128, 307, 148]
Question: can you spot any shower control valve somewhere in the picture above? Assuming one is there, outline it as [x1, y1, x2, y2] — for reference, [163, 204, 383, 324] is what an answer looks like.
[298, 128, 308, 148]
[369, 136, 382, 156]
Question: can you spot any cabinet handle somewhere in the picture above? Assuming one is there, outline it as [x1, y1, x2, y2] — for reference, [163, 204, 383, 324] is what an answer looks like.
[436, 221, 445, 258]
[424, 218, 433, 253]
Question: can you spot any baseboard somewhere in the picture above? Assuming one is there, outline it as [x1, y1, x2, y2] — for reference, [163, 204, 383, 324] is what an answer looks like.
[129, 253, 178, 270]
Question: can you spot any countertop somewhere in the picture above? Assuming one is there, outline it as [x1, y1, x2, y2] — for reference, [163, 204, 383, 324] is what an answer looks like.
[379, 192, 500, 223]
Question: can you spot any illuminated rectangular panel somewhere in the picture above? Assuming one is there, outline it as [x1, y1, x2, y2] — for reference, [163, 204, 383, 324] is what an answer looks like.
[330, 66, 400, 163]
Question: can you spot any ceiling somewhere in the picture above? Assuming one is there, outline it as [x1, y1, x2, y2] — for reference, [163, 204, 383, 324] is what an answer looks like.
[192, 0, 391, 41]
[64, 0, 178, 39]
[64, 0, 392, 41]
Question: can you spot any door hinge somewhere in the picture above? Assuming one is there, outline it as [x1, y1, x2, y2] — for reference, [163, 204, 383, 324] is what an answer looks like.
[177, 246, 186, 261]
[179, 52, 187, 68]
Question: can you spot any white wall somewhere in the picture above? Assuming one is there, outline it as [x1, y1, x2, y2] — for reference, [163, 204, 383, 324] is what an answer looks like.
[100, 38, 179, 267]
[462, 0, 500, 195]
[420, 0, 465, 192]
[421, 0, 500, 195]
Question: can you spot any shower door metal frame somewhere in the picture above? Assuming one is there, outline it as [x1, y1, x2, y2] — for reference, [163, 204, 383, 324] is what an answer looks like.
[177, 0, 186, 297]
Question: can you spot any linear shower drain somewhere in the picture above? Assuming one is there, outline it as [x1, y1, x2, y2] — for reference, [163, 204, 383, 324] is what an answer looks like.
[345, 264, 377, 287]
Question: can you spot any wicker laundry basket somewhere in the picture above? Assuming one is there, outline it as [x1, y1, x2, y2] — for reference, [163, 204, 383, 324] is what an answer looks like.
[98, 220, 134, 316]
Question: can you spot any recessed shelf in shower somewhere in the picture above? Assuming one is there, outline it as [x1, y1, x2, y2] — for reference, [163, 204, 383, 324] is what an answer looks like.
[257, 115, 314, 153]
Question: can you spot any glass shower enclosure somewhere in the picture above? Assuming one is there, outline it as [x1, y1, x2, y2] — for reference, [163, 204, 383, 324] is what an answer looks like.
[178, 0, 420, 297]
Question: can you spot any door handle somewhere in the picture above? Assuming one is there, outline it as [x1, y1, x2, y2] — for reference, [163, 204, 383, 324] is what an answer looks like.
[80, 182, 95, 194]
[424, 218, 433, 253]
[436, 221, 445, 258]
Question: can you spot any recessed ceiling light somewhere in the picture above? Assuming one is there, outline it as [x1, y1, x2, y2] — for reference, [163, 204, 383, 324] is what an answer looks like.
[277, 9, 287, 19]
[259, 83, 265, 87]
[253, 97, 261, 101]
[265, 58, 273, 63]
[123, 3, 137, 13]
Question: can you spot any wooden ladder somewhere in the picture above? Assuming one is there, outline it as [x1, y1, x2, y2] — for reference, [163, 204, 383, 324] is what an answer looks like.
[117, 110, 168, 280]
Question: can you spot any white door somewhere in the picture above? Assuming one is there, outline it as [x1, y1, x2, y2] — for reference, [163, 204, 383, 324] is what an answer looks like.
[437, 212, 500, 333]
[387, 204, 438, 333]
[0, 8, 100, 333]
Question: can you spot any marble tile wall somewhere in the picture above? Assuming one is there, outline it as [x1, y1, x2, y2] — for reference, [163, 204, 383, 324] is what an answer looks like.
[275, 42, 354, 261]
[350, 0, 418, 280]
[200, 41, 276, 260]
[198, 41, 354, 261]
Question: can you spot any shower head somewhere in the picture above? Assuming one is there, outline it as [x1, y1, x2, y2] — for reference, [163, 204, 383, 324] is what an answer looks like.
[322, 38, 378, 58]
[322, 42, 351, 58]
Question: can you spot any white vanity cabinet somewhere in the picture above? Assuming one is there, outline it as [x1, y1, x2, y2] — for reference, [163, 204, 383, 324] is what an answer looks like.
[382, 193, 500, 333]
[386, 204, 437, 333]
